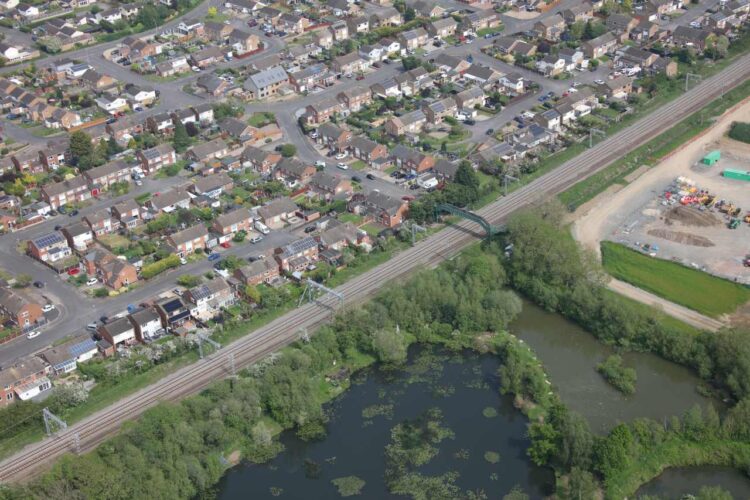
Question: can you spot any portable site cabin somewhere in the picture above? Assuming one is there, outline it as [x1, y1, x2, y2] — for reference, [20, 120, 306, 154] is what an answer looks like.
[723, 169, 750, 182]
[701, 150, 721, 165]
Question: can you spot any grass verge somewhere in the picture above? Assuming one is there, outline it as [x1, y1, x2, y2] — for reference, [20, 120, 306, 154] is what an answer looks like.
[601, 241, 750, 318]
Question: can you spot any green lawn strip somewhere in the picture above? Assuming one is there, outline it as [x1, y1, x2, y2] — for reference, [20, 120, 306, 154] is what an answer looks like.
[601, 289, 701, 337]
[350, 160, 367, 171]
[559, 65, 750, 210]
[601, 242, 750, 318]
[604, 438, 750, 500]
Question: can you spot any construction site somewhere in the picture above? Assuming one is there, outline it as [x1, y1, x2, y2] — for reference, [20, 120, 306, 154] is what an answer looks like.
[575, 99, 750, 287]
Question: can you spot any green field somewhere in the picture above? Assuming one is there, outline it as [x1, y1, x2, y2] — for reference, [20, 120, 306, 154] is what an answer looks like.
[601, 241, 750, 318]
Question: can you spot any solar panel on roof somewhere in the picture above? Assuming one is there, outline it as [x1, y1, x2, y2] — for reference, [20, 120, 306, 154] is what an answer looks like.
[34, 232, 63, 247]
[68, 339, 96, 358]
[190, 285, 211, 301]
[162, 299, 182, 313]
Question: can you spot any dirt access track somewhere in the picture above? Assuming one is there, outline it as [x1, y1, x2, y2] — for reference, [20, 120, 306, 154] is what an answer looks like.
[572, 98, 750, 329]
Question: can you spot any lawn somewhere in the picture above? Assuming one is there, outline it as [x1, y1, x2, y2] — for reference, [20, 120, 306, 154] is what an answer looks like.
[247, 112, 276, 127]
[97, 233, 130, 250]
[477, 26, 504, 37]
[338, 213, 364, 225]
[350, 160, 367, 171]
[601, 241, 750, 318]
[362, 223, 383, 237]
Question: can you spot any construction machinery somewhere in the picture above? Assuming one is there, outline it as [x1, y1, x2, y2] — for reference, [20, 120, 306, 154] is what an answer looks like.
[729, 218, 741, 229]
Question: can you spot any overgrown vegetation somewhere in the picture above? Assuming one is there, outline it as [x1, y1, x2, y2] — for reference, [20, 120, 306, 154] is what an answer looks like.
[596, 355, 637, 395]
[601, 241, 750, 318]
[728, 121, 750, 144]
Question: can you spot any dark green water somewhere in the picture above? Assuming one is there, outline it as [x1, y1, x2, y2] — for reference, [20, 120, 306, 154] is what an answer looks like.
[217, 345, 555, 499]
[635, 465, 750, 499]
[216, 303, 731, 499]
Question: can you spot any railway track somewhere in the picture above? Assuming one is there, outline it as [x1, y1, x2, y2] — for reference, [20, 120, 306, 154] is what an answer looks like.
[2, 52, 749, 483]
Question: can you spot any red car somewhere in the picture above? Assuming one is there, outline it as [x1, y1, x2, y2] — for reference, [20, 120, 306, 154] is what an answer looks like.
[220, 242, 231, 249]
[67, 267, 80, 276]
[356, 74, 365, 81]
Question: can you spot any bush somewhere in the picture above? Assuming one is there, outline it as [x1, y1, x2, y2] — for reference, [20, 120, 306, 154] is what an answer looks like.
[728, 121, 750, 144]
[141, 254, 180, 279]
[93, 288, 110, 298]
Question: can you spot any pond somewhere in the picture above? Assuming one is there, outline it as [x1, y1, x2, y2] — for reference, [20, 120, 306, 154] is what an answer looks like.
[635, 465, 750, 499]
[510, 301, 715, 433]
[217, 302, 721, 498]
[217, 345, 555, 499]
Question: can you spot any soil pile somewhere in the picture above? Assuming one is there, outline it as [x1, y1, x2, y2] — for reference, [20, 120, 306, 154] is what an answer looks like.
[647, 228, 715, 247]
[665, 205, 721, 227]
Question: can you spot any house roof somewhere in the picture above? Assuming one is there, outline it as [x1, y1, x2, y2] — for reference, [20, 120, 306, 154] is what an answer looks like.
[0, 357, 47, 388]
[86, 160, 129, 181]
[102, 317, 134, 337]
[258, 197, 298, 219]
[31, 231, 66, 249]
[168, 224, 208, 246]
[63, 221, 92, 238]
[279, 236, 317, 258]
[219, 117, 251, 138]
[189, 138, 227, 160]
[245, 66, 288, 92]
[140, 143, 175, 161]
[364, 190, 403, 215]
[150, 187, 190, 210]
[235, 259, 277, 280]
[0, 288, 35, 315]
[41, 334, 97, 367]
[214, 207, 252, 228]
[193, 172, 232, 193]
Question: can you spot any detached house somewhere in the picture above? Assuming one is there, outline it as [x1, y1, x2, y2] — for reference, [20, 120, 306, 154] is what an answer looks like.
[0, 288, 43, 328]
[183, 278, 235, 321]
[186, 138, 228, 163]
[275, 236, 319, 272]
[257, 197, 299, 229]
[347, 191, 407, 228]
[27, 231, 72, 263]
[137, 144, 176, 174]
[166, 224, 209, 257]
[234, 260, 280, 287]
[98, 317, 136, 347]
[211, 208, 253, 239]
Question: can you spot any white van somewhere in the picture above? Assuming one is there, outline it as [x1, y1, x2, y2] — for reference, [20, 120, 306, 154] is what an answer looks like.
[254, 220, 270, 235]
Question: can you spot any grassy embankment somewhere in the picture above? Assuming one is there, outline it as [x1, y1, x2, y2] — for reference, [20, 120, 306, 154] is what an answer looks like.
[601, 241, 750, 318]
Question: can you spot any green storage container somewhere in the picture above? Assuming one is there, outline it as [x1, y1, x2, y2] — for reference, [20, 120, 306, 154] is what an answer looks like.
[723, 169, 750, 181]
[702, 150, 721, 165]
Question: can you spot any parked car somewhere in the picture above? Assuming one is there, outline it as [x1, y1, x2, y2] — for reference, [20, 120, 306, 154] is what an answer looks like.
[208, 252, 221, 261]
[337, 162, 348, 170]
[356, 74, 365, 81]
[33, 281, 44, 288]
[86, 277, 98, 286]
[180, 257, 188, 265]
[220, 241, 231, 249]
[69, 210, 79, 217]
[248, 254, 265, 262]
[335, 151, 348, 160]
[315, 160, 326, 167]
[42, 304, 55, 313]
[250, 235, 263, 244]
[26, 330, 41, 339]
[352, 175, 362, 183]
[304, 225, 316, 233]
[485, 128, 495, 136]
[366, 173, 375, 180]
[86, 322, 98, 331]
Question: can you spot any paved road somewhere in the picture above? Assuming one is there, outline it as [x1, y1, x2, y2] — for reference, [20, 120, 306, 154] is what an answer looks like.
[1, 43, 748, 484]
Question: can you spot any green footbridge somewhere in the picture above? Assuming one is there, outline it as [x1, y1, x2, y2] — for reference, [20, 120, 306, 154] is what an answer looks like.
[434, 203, 505, 239]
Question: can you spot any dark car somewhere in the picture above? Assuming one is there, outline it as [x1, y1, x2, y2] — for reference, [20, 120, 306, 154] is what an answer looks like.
[304, 225, 316, 233]
[33, 281, 44, 288]
[54, 225, 61, 231]
[69, 210, 79, 217]
[366, 173, 375, 180]
[208, 252, 221, 262]
[99, 316, 109, 324]
[464, 119, 476, 126]
[352, 175, 362, 183]
[485, 128, 495, 136]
